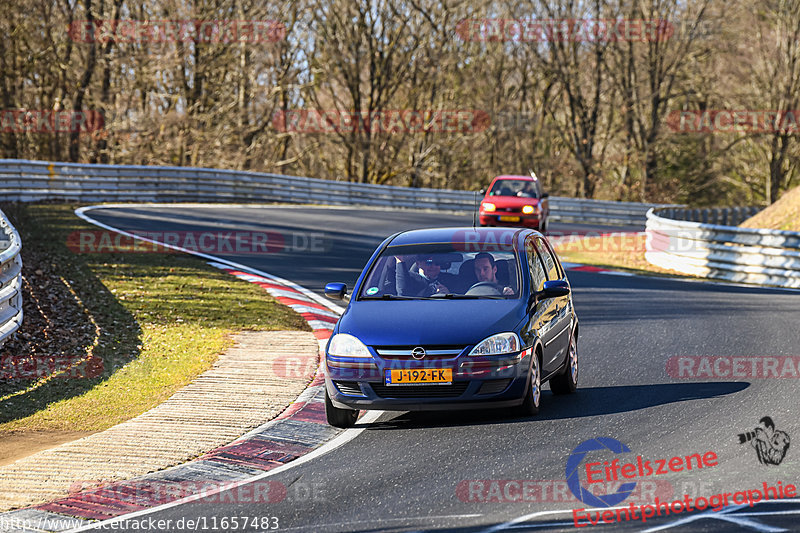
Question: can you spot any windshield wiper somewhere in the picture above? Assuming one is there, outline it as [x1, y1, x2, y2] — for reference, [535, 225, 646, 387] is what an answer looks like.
[360, 294, 417, 300]
[440, 294, 506, 299]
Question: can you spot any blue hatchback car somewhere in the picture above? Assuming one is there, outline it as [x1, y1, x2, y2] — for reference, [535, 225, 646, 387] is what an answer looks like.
[322, 227, 578, 428]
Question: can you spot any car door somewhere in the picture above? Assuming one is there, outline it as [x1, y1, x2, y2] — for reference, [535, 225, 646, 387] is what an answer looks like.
[535, 236, 571, 373]
[520, 236, 556, 364]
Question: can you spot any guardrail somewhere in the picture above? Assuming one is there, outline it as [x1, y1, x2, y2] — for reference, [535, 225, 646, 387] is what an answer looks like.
[0, 209, 23, 348]
[645, 207, 800, 288]
[0, 159, 676, 226]
[654, 205, 763, 226]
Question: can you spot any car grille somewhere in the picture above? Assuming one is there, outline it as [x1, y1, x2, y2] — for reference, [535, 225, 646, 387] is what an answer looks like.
[477, 379, 512, 395]
[372, 345, 465, 360]
[369, 382, 469, 399]
[334, 381, 364, 396]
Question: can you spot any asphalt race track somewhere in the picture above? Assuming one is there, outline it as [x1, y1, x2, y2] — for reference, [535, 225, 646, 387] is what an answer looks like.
[80, 205, 800, 533]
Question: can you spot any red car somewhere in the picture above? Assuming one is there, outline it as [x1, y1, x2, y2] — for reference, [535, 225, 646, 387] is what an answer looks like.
[479, 175, 550, 231]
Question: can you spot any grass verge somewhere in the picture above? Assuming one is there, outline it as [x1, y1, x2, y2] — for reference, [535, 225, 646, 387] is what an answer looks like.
[0, 203, 309, 436]
[740, 185, 800, 231]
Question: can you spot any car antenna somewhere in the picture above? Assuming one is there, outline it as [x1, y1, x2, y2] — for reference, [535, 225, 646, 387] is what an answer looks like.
[472, 189, 480, 228]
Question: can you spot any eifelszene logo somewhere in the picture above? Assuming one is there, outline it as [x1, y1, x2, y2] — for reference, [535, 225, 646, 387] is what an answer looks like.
[566, 437, 638, 507]
[565, 437, 719, 508]
[738, 417, 790, 466]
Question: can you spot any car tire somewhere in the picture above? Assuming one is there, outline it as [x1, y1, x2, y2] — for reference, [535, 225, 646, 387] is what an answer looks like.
[325, 387, 359, 428]
[517, 352, 541, 416]
[550, 330, 578, 395]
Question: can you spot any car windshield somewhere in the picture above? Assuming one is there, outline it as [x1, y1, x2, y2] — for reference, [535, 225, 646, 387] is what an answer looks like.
[488, 179, 538, 198]
[358, 244, 521, 300]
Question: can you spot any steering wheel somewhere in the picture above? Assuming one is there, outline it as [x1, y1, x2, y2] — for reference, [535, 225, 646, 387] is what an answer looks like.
[465, 281, 503, 296]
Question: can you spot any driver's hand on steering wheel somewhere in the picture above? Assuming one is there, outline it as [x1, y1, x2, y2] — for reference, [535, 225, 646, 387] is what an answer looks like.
[502, 286, 514, 296]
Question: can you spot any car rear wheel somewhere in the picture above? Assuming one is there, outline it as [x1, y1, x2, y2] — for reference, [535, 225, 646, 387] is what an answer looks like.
[517, 353, 541, 416]
[325, 388, 359, 428]
[550, 331, 578, 395]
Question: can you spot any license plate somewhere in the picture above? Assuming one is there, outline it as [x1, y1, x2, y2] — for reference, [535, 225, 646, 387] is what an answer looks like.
[385, 368, 452, 385]
[499, 215, 520, 222]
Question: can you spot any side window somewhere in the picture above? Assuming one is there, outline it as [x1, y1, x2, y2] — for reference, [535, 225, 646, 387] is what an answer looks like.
[535, 237, 560, 280]
[526, 237, 547, 292]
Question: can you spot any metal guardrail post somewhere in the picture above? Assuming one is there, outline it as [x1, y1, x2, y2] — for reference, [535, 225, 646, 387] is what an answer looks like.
[0, 208, 23, 347]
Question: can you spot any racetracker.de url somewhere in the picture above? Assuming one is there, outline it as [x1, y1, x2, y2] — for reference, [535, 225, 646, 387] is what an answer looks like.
[89, 515, 279, 530]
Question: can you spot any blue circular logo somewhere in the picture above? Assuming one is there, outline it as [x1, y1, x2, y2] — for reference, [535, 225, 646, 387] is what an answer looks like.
[565, 437, 637, 508]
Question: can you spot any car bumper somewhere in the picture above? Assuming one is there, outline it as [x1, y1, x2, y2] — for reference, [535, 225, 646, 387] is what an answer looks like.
[479, 214, 543, 228]
[324, 355, 531, 411]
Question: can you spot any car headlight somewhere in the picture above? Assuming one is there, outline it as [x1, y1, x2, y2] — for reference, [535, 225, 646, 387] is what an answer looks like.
[522, 205, 536, 215]
[482, 202, 496, 212]
[328, 333, 372, 358]
[468, 332, 520, 356]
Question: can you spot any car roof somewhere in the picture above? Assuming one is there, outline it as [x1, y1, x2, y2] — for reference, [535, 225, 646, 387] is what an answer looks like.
[387, 226, 530, 247]
[492, 175, 536, 182]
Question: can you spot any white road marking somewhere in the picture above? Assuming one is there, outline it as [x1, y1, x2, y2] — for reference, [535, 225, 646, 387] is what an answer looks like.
[74, 205, 345, 314]
[481, 500, 800, 533]
[641, 500, 800, 532]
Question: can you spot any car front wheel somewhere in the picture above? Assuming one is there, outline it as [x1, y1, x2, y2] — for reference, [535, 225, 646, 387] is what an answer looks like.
[518, 353, 541, 416]
[325, 387, 359, 428]
[550, 330, 578, 395]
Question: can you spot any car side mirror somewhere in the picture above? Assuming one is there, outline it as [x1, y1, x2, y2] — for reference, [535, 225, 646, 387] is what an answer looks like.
[530, 280, 570, 307]
[539, 279, 569, 298]
[324, 282, 348, 300]
[479, 189, 485, 195]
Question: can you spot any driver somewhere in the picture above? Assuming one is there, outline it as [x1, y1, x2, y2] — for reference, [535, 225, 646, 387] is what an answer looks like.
[516, 182, 535, 197]
[396, 254, 457, 296]
[474, 252, 514, 295]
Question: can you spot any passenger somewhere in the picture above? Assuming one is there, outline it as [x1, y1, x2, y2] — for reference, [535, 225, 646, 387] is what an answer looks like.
[473, 252, 514, 295]
[516, 182, 535, 198]
[396, 254, 457, 296]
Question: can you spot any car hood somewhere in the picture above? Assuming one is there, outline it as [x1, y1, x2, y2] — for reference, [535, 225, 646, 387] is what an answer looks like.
[336, 299, 525, 347]
[484, 196, 540, 208]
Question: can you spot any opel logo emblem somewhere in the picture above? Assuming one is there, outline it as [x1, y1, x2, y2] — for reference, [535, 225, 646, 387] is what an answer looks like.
[411, 347, 426, 360]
